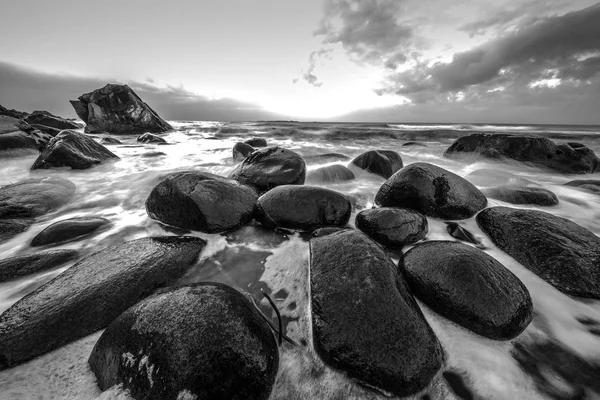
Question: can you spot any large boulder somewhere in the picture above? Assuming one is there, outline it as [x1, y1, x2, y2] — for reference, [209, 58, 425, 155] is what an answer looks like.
[349, 149, 403, 179]
[0, 104, 28, 119]
[0, 177, 75, 220]
[70, 84, 172, 134]
[401, 241, 533, 340]
[310, 229, 443, 397]
[89, 283, 278, 400]
[355, 207, 427, 249]
[306, 164, 355, 184]
[444, 133, 600, 174]
[0, 236, 206, 369]
[233, 142, 255, 162]
[0, 115, 51, 153]
[31, 216, 111, 247]
[477, 207, 600, 298]
[24, 110, 80, 133]
[229, 147, 306, 193]
[565, 179, 600, 194]
[0, 249, 79, 283]
[482, 185, 559, 206]
[146, 171, 258, 233]
[31, 130, 119, 170]
[256, 185, 351, 231]
[375, 163, 487, 220]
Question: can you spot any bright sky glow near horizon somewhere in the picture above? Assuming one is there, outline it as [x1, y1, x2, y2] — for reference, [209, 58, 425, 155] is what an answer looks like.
[1, 0, 600, 123]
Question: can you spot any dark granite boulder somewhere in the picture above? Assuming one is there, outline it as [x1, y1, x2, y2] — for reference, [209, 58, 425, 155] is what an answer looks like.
[375, 163, 487, 220]
[306, 164, 355, 183]
[402, 241, 533, 340]
[444, 133, 600, 174]
[355, 207, 427, 249]
[477, 207, 600, 298]
[229, 147, 306, 193]
[0, 236, 206, 369]
[565, 179, 600, 194]
[310, 229, 443, 397]
[233, 142, 255, 162]
[256, 185, 351, 231]
[0, 249, 79, 283]
[24, 110, 80, 132]
[70, 84, 172, 134]
[0, 177, 75, 219]
[482, 185, 559, 206]
[244, 137, 267, 147]
[89, 283, 278, 400]
[146, 171, 258, 233]
[137, 132, 166, 143]
[445, 222, 483, 247]
[0, 115, 51, 152]
[31, 130, 119, 170]
[100, 136, 123, 145]
[31, 216, 111, 247]
[349, 149, 403, 179]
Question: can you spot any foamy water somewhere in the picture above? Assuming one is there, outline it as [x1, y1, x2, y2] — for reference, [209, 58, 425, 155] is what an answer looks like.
[0, 121, 599, 399]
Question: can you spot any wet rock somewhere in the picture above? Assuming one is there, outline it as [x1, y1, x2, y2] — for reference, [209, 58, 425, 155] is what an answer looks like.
[349, 149, 403, 179]
[375, 163, 487, 220]
[0, 177, 76, 219]
[0, 115, 51, 152]
[229, 147, 306, 193]
[466, 169, 537, 187]
[31, 217, 111, 247]
[137, 132, 166, 143]
[402, 241, 533, 340]
[100, 136, 122, 145]
[31, 130, 119, 170]
[89, 283, 278, 400]
[310, 229, 443, 397]
[477, 207, 600, 298]
[564, 179, 600, 194]
[402, 141, 427, 147]
[24, 110, 80, 132]
[256, 185, 351, 231]
[483, 185, 559, 206]
[445, 222, 482, 247]
[355, 207, 427, 249]
[0, 218, 34, 244]
[146, 171, 258, 233]
[0, 249, 79, 283]
[233, 142, 255, 161]
[70, 84, 172, 134]
[139, 151, 166, 158]
[0, 236, 206, 369]
[0, 104, 28, 119]
[306, 164, 355, 183]
[245, 137, 267, 147]
[303, 153, 351, 163]
[444, 133, 600, 174]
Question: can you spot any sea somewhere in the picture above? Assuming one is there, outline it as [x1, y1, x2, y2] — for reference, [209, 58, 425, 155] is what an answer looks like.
[0, 121, 599, 399]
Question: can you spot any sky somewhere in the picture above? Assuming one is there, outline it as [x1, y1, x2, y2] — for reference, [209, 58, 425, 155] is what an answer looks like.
[1, 0, 599, 124]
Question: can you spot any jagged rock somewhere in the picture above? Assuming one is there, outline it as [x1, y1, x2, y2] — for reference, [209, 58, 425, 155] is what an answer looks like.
[89, 283, 278, 400]
[349, 149, 403, 179]
[0, 115, 51, 152]
[146, 171, 258, 233]
[0, 104, 28, 119]
[100, 136, 122, 145]
[482, 185, 559, 206]
[0, 249, 79, 283]
[444, 133, 600, 174]
[70, 84, 172, 134]
[445, 222, 483, 247]
[137, 132, 166, 143]
[306, 164, 355, 183]
[31, 217, 111, 247]
[233, 142, 255, 161]
[0, 236, 206, 369]
[31, 130, 119, 170]
[244, 137, 267, 147]
[355, 207, 427, 249]
[24, 110, 80, 132]
[310, 229, 443, 397]
[402, 241, 533, 340]
[565, 179, 600, 194]
[375, 163, 487, 220]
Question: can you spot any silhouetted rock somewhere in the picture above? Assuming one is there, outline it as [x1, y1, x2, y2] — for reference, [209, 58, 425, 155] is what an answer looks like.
[100, 136, 122, 145]
[233, 142, 255, 161]
[445, 222, 483, 247]
[565, 179, 600, 194]
[310, 229, 443, 397]
[229, 147, 306, 193]
[256, 185, 351, 231]
[0, 249, 79, 283]
[24, 110, 80, 132]
[137, 132, 166, 143]
[244, 137, 267, 147]
[402, 241, 532, 340]
[31, 217, 111, 247]
[349, 149, 403, 179]
[444, 133, 600, 174]
[89, 283, 278, 400]
[375, 163, 487, 220]
[0, 104, 28, 119]
[0, 236, 206, 369]
[483, 185, 559, 206]
[355, 207, 427, 249]
[31, 130, 119, 170]
[477, 207, 600, 298]
[146, 171, 258, 233]
[306, 164, 355, 183]
[70, 84, 172, 134]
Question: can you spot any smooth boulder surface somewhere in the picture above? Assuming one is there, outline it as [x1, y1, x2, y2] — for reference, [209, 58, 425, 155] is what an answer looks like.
[477, 207, 600, 298]
[444, 133, 600, 174]
[244, 137, 267, 147]
[31, 130, 119, 170]
[306, 164, 355, 183]
[146, 171, 258, 233]
[310, 230, 443, 396]
[256, 185, 351, 231]
[349, 149, 403, 179]
[70, 84, 172, 134]
[137, 132, 166, 143]
[0, 236, 206, 369]
[483, 185, 558, 206]
[375, 163, 487, 220]
[565, 179, 600, 194]
[89, 283, 278, 400]
[31, 216, 111, 247]
[229, 147, 306, 193]
[0, 249, 79, 283]
[402, 241, 533, 340]
[233, 142, 255, 161]
[355, 207, 427, 249]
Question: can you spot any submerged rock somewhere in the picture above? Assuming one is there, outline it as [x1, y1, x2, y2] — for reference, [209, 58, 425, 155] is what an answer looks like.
[137, 132, 166, 143]
[375, 163, 487, 220]
[306, 164, 355, 183]
[233, 142, 255, 161]
[355, 207, 427, 249]
[146, 171, 258, 233]
[564, 179, 600, 194]
[256, 185, 351, 231]
[244, 137, 267, 147]
[349, 149, 403, 179]
[303, 153, 350, 163]
[100, 136, 122, 145]
[0, 105, 28, 119]
[70, 84, 172, 134]
[31, 217, 111, 247]
[0, 249, 79, 283]
[31, 130, 119, 170]
[402, 241, 533, 340]
[477, 207, 600, 298]
[310, 229, 443, 396]
[89, 283, 278, 400]
[482, 185, 559, 206]
[0, 236, 206, 369]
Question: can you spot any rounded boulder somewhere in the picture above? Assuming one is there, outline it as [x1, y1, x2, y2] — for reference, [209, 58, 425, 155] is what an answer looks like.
[482, 185, 558, 206]
[349, 149, 403, 179]
[31, 216, 111, 247]
[355, 207, 427, 249]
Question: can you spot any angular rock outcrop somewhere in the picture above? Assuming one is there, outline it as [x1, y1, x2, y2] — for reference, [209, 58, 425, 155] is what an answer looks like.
[0, 115, 51, 152]
[306, 164, 355, 184]
[100, 136, 122, 145]
[355, 207, 427, 249]
[482, 185, 559, 206]
[233, 142, 255, 162]
[24, 110, 80, 134]
[0, 249, 79, 283]
[31, 216, 111, 247]
[0, 104, 28, 119]
[137, 132, 166, 143]
[445, 222, 482, 247]
[349, 149, 403, 179]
